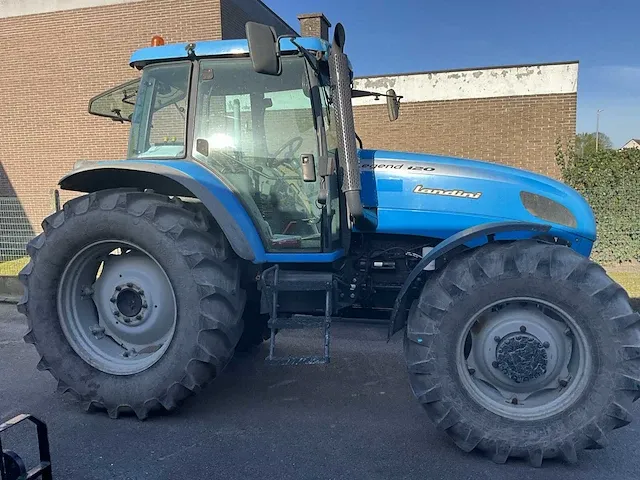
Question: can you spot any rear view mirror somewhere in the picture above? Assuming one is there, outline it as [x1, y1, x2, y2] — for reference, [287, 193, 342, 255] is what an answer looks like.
[386, 89, 400, 122]
[246, 22, 281, 76]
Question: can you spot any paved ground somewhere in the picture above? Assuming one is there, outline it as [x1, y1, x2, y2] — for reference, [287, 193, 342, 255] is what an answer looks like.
[2, 303, 640, 480]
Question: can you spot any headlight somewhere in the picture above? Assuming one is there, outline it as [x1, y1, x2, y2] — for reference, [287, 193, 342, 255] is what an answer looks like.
[520, 191, 577, 228]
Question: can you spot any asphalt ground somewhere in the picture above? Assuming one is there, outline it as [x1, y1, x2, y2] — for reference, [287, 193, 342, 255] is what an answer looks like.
[1, 303, 640, 480]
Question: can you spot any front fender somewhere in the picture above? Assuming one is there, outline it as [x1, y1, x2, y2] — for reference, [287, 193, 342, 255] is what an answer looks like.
[389, 221, 551, 337]
[60, 160, 264, 262]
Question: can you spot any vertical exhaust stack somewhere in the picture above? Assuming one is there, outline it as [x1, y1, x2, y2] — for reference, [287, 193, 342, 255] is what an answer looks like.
[328, 23, 363, 221]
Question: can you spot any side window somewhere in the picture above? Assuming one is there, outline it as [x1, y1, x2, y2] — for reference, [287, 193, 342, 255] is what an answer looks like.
[89, 78, 139, 123]
[147, 95, 187, 150]
[128, 62, 190, 159]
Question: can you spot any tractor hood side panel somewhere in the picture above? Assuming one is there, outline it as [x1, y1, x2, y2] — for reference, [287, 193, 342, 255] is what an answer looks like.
[358, 149, 596, 255]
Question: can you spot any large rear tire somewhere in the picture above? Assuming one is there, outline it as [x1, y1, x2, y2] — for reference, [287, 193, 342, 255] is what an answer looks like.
[405, 240, 640, 466]
[18, 189, 245, 419]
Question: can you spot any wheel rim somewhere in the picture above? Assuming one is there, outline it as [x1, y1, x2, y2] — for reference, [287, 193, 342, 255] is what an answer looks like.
[457, 297, 592, 421]
[58, 240, 177, 375]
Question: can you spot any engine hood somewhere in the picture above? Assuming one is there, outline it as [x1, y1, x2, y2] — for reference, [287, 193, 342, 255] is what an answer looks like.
[358, 149, 596, 252]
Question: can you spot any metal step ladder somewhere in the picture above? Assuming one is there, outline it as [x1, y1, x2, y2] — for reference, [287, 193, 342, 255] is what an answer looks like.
[261, 265, 333, 366]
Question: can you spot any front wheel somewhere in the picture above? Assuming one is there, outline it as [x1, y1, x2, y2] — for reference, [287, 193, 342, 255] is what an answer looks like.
[405, 240, 640, 466]
[19, 190, 245, 419]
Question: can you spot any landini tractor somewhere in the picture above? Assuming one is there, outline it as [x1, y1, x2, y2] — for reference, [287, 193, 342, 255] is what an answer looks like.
[18, 22, 640, 466]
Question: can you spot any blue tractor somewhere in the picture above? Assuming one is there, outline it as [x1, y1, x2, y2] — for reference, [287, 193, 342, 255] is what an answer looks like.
[19, 23, 639, 466]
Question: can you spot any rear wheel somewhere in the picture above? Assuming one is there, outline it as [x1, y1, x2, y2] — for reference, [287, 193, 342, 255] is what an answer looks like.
[18, 189, 245, 419]
[405, 240, 640, 466]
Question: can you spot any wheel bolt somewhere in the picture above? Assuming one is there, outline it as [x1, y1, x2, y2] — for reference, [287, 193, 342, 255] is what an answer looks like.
[114, 311, 120, 317]
[468, 368, 476, 375]
[565, 329, 573, 337]
[559, 379, 568, 388]
[543, 341, 550, 348]
[494, 335, 501, 342]
[519, 325, 526, 333]
[124, 318, 131, 323]
[139, 289, 144, 295]
[110, 297, 116, 303]
[492, 361, 499, 368]
[123, 351, 129, 358]
[511, 397, 518, 405]
[136, 314, 143, 320]
[116, 286, 122, 291]
[127, 282, 133, 288]
[142, 303, 148, 308]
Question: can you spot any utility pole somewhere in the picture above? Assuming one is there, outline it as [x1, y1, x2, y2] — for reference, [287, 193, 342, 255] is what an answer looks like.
[596, 109, 604, 152]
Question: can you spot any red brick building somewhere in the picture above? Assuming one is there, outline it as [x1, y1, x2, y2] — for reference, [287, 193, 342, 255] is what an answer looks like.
[0, 2, 577, 257]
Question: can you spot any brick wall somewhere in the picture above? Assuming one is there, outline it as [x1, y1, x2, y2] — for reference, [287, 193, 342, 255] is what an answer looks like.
[354, 93, 577, 178]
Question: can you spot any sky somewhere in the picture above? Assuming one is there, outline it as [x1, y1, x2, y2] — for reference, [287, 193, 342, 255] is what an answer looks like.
[267, 0, 640, 147]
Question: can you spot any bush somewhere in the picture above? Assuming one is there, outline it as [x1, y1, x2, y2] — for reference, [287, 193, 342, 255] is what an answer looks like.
[556, 145, 640, 264]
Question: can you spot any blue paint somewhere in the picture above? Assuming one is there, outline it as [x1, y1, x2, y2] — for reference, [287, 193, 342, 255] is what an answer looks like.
[130, 37, 330, 67]
[377, 179, 403, 192]
[357, 149, 596, 257]
[264, 250, 344, 263]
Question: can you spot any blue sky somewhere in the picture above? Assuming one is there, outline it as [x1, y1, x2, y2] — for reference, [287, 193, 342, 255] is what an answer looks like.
[268, 0, 640, 147]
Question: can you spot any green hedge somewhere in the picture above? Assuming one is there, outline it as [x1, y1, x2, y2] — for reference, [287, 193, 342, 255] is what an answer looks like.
[556, 146, 640, 264]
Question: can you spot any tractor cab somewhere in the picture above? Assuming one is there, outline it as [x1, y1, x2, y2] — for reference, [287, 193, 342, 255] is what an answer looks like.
[88, 26, 397, 256]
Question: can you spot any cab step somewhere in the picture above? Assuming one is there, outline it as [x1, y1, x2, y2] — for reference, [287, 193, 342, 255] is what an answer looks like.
[261, 266, 334, 366]
[268, 315, 326, 329]
[265, 355, 328, 366]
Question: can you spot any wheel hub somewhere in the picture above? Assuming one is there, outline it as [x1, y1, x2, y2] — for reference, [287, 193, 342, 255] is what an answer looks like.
[112, 283, 148, 326]
[496, 333, 548, 383]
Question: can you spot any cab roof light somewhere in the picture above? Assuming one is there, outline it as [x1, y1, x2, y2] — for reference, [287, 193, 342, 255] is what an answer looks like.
[151, 35, 165, 47]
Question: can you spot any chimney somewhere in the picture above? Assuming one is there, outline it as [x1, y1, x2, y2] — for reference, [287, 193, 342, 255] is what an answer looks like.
[297, 13, 331, 41]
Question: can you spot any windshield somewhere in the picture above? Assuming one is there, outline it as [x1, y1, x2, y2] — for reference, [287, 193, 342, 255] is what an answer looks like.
[128, 62, 190, 159]
[193, 56, 322, 251]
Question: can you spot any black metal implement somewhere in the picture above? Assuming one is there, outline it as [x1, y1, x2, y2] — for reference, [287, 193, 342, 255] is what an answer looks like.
[261, 265, 333, 365]
[0, 414, 52, 480]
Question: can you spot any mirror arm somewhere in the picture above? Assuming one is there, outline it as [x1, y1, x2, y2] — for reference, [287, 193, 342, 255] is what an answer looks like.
[279, 35, 319, 74]
[351, 89, 404, 101]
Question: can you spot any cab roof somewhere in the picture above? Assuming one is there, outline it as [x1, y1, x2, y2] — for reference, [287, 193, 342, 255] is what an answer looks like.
[129, 37, 330, 68]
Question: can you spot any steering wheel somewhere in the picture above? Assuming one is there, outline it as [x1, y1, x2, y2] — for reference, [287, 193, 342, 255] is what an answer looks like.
[268, 136, 304, 168]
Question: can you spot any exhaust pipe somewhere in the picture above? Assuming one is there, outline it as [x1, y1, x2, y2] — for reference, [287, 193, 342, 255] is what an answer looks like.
[329, 23, 363, 221]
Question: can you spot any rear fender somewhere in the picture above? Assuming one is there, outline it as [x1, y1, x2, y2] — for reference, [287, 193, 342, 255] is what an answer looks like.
[59, 160, 264, 262]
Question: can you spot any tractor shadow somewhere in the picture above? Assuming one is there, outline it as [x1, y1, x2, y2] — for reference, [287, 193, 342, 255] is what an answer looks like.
[631, 298, 640, 312]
